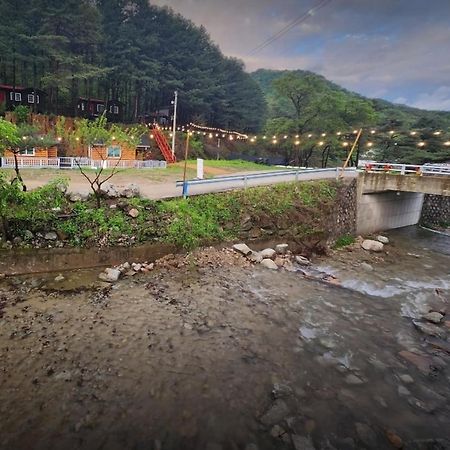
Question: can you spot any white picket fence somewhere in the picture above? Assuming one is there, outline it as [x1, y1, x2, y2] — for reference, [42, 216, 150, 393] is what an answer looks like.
[0, 157, 167, 170]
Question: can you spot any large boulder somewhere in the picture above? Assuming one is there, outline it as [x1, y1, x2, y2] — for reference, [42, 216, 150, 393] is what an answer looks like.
[232, 243, 253, 256]
[361, 239, 384, 252]
[275, 243, 289, 255]
[260, 259, 278, 270]
[98, 268, 121, 283]
[121, 183, 140, 198]
[260, 248, 276, 260]
[100, 183, 120, 199]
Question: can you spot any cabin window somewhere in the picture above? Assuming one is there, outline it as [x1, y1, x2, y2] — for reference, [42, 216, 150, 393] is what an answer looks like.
[36, 95, 40, 104]
[81, 102, 85, 111]
[107, 145, 121, 158]
[19, 147, 35, 156]
[113, 106, 119, 114]
[10, 92, 22, 101]
[97, 103, 105, 113]
[27, 94, 35, 103]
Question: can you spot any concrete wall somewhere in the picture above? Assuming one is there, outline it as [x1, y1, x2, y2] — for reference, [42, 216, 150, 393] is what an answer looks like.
[421, 194, 450, 227]
[357, 190, 424, 235]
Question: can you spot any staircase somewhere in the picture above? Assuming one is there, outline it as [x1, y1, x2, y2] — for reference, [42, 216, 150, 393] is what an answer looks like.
[152, 126, 176, 164]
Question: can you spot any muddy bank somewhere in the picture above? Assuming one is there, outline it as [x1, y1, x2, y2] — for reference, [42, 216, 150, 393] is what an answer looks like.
[1, 233, 450, 450]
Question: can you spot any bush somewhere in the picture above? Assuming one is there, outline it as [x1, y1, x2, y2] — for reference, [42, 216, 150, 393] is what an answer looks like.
[333, 235, 355, 249]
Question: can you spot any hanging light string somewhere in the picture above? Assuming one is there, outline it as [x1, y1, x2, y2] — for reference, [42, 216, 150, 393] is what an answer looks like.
[151, 124, 450, 148]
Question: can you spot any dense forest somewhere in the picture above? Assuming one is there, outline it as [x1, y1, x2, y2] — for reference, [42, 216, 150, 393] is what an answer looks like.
[0, 0, 266, 131]
[251, 69, 450, 165]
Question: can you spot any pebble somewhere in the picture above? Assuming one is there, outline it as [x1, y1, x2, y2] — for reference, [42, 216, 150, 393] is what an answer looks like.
[398, 374, 414, 384]
[272, 383, 293, 399]
[232, 243, 252, 256]
[385, 430, 403, 449]
[54, 274, 65, 282]
[128, 208, 139, 218]
[360, 262, 373, 271]
[397, 385, 411, 396]
[355, 423, 378, 448]
[376, 235, 389, 244]
[275, 243, 289, 254]
[295, 255, 311, 266]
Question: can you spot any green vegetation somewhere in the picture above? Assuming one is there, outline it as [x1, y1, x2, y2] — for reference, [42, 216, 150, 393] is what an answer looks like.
[0, 0, 266, 130]
[0, 177, 342, 251]
[333, 235, 356, 249]
[252, 69, 450, 165]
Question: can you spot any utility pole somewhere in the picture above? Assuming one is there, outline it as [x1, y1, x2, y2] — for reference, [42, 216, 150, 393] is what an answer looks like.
[171, 90, 178, 157]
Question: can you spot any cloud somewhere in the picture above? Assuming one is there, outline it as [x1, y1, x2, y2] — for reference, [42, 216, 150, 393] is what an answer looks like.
[411, 87, 450, 111]
[151, 0, 450, 110]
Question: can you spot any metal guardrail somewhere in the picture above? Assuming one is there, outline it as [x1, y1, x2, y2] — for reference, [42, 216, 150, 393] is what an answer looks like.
[1, 157, 167, 170]
[360, 162, 450, 176]
[176, 167, 357, 197]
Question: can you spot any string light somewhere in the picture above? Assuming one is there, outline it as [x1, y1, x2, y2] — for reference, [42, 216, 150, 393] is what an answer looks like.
[444, 141, 450, 146]
[433, 131, 441, 135]
[295, 140, 300, 145]
[308, 134, 312, 138]
[410, 131, 417, 136]
[321, 133, 326, 137]
[417, 142, 425, 147]
[318, 141, 324, 146]
[342, 142, 349, 147]
[371, 130, 376, 134]
[367, 142, 373, 147]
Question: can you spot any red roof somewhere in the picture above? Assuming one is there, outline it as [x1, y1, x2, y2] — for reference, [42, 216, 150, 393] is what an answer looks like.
[0, 84, 25, 90]
[78, 97, 105, 103]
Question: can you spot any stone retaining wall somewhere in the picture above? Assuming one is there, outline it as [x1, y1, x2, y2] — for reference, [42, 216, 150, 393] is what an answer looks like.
[420, 194, 450, 227]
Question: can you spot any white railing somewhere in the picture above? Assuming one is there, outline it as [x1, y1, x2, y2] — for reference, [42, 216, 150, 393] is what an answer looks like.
[1, 157, 167, 170]
[359, 162, 450, 176]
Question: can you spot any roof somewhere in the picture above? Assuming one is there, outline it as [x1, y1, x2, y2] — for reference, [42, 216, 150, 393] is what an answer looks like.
[78, 97, 106, 103]
[0, 84, 25, 90]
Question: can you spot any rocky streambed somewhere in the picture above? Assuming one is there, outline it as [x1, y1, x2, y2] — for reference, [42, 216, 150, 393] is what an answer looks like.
[0, 228, 450, 450]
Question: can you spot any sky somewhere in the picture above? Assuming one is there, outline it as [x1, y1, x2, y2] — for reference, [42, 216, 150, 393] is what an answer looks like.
[151, 0, 450, 111]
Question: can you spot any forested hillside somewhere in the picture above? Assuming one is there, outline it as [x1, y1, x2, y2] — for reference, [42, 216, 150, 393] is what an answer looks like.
[252, 69, 450, 164]
[0, 0, 266, 131]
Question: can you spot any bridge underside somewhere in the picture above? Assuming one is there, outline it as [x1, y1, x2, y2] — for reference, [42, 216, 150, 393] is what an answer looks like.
[361, 172, 450, 196]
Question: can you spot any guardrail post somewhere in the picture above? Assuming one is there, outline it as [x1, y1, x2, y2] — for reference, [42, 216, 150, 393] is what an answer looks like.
[295, 170, 299, 181]
[401, 165, 406, 175]
[244, 175, 248, 189]
[182, 182, 189, 198]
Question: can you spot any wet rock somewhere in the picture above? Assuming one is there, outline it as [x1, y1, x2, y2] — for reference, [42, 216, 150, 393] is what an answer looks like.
[295, 256, 311, 267]
[275, 244, 289, 255]
[355, 423, 378, 448]
[423, 312, 444, 324]
[128, 208, 139, 218]
[272, 383, 293, 399]
[54, 274, 65, 282]
[99, 268, 121, 283]
[291, 434, 315, 450]
[426, 337, 450, 354]
[360, 262, 373, 271]
[260, 259, 278, 270]
[260, 399, 290, 426]
[260, 248, 276, 260]
[398, 351, 434, 375]
[398, 385, 411, 396]
[361, 239, 384, 252]
[232, 243, 252, 256]
[386, 430, 403, 449]
[271, 424, 288, 440]
[44, 231, 58, 241]
[404, 439, 450, 450]
[377, 235, 389, 244]
[247, 251, 263, 263]
[412, 320, 446, 339]
[398, 374, 414, 384]
[345, 374, 365, 385]
[0, 273, 5, 280]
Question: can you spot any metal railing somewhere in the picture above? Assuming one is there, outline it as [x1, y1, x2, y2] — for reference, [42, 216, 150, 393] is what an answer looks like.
[176, 167, 357, 197]
[1, 157, 167, 170]
[359, 162, 450, 176]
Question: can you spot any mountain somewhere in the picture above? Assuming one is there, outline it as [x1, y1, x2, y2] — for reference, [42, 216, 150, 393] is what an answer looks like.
[251, 69, 450, 164]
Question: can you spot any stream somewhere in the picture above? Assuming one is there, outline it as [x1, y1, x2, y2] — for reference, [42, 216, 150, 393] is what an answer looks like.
[0, 226, 449, 450]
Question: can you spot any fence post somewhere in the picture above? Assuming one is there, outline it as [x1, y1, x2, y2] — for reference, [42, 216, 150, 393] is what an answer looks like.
[295, 170, 299, 181]
[182, 182, 189, 198]
[401, 165, 406, 175]
[244, 175, 248, 189]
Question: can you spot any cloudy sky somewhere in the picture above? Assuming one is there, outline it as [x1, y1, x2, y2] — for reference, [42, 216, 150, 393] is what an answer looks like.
[151, 0, 450, 111]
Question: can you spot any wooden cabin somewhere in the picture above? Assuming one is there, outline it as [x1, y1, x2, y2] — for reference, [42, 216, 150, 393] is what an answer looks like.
[0, 85, 46, 113]
[4, 146, 57, 159]
[106, 100, 124, 122]
[77, 97, 106, 119]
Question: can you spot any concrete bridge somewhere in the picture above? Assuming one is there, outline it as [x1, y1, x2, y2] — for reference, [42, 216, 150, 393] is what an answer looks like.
[357, 163, 450, 234]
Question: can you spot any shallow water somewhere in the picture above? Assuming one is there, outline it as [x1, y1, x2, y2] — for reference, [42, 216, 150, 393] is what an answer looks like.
[0, 227, 449, 450]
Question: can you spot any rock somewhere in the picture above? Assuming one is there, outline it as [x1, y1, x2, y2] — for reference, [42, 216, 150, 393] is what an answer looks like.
[121, 262, 131, 270]
[360, 262, 373, 271]
[0, 273, 6, 280]
[44, 231, 58, 241]
[125, 270, 137, 277]
[12, 236, 22, 245]
[259, 399, 290, 426]
[132, 263, 142, 272]
[110, 204, 117, 209]
[232, 243, 253, 256]
[274, 257, 285, 268]
[244, 445, 258, 450]
[275, 243, 289, 254]
[260, 248, 276, 259]
[398, 374, 414, 384]
[398, 385, 411, 396]
[345, 374, 365, 385]
[247, 251, 263, 263]
[398, 351, 434, 375]
[100, 184, 120, 198]
[121, 183, 140, 198]
[98, 268, 121, 283]
[386, 430, 403, 449]
[270, 424, 288, 439]
[426, 337, 450, 354]
[291, 435, 315, 450]
[69, 192, 89, 202]
[361, 239, 384, 252]
[404, 438, 450, 450]
[355, 423, 378, 448]
[304, 419, 316, 434]
[240, 214, 252, 232]
[272, 383, 293, 399]
[412, 320, 446, 339]
[128, 208, 139, 218]
[423, 312, 444, 324]
[23, 230, 34, 240]
[295, 255, 311, 266]
[377, 235, 389, 244]
[54, 274, 65, 282]
[260, 259, 278, 270]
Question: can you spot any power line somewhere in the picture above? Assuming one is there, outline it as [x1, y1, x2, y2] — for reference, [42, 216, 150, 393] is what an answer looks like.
[249, 0, 332, 55]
